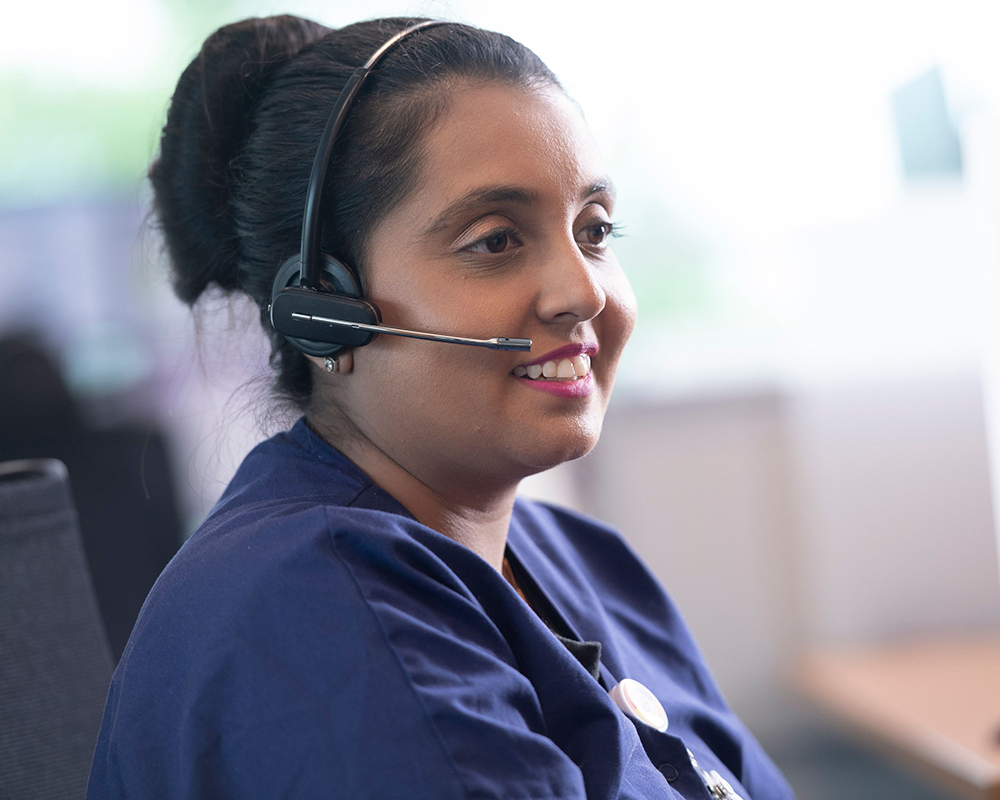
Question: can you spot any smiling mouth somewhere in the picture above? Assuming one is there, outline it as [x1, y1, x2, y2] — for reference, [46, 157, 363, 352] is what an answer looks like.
[512, 354, 592, 381]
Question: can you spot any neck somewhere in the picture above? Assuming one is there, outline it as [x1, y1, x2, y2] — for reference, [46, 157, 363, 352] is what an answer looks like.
[308, 413, 517, 573]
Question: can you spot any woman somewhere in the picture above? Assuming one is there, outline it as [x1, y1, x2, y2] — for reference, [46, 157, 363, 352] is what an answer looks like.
[89, 15, 793, 800]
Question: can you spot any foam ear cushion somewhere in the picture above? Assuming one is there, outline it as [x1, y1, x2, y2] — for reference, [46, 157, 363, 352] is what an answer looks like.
[271, 253, 362, 301]
[269, 254, 368, 357]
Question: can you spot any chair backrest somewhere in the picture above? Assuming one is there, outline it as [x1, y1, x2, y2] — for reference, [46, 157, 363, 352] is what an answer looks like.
[0, 335, 184, 660]
[0, 459, 113, 800]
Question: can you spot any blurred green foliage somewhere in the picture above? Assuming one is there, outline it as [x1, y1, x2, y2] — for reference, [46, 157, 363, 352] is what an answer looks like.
[0, 0, 244, 208]
[615, 221, 714, 323]
[0, 76, 168, 207]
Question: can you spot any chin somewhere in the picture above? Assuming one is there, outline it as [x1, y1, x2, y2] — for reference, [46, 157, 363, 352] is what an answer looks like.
[513, 420, 602, 475]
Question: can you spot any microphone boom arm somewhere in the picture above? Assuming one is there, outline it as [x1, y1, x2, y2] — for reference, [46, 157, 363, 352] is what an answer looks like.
[290, 312, 531, 351]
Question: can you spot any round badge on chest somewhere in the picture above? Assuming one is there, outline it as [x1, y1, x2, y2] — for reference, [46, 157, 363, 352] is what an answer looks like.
[609, 678, 669, 732]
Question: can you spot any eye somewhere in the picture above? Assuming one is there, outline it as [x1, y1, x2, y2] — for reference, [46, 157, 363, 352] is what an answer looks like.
[577, 220, 617, 248]
[466, 227, 522, 255]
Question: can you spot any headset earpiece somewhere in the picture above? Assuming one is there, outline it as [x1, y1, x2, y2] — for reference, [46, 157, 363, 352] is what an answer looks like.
[269, 254, 380, 357]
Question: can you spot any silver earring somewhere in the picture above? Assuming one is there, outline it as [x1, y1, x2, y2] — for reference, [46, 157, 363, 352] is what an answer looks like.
[324, 356, 338, 373]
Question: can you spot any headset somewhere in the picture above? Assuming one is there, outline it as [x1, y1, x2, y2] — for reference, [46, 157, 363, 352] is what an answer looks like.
[268, 20, 532, 358]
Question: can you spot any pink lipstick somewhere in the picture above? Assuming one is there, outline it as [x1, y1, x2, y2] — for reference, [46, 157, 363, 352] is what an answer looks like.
[515, 372, 594, 397]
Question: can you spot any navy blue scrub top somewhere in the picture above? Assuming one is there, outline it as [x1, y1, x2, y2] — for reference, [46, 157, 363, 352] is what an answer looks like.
[88, 418, 794, 800]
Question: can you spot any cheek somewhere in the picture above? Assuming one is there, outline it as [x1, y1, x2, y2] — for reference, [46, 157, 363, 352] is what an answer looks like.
[601, 268, 638, 359]
[351, 337, 500, 429]
[371, 266, 525, 341]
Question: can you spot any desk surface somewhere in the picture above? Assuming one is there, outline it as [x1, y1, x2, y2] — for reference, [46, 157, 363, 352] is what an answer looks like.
[797, 636, 1000, 800]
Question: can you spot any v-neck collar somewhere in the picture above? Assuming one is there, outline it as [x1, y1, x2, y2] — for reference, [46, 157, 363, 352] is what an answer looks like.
[506, 503, 628, 688]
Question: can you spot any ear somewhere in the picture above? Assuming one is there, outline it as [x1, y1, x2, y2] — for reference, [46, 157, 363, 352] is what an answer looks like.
[306, 350, 354, 375]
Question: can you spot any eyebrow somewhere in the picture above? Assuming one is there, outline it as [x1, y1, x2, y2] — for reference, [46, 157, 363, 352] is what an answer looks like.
[586, 179, 617, 202]
[422, 186, 537, 238]
[422, 178, 617, 238]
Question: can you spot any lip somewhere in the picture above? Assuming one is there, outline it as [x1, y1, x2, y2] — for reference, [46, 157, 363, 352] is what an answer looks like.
[514, 371, 594, 398]
[517, 342, 598, 368]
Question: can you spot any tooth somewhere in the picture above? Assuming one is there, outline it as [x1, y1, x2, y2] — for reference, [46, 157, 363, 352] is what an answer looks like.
[526, 364, 543, 379]
[513, 365, 527, 377]
[571, 355, 589, 377]
[556, 359, 575, 378]
[541, 361, 557, 378]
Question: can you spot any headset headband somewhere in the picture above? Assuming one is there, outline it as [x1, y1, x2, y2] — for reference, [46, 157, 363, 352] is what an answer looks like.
[300, 19, 451, 289]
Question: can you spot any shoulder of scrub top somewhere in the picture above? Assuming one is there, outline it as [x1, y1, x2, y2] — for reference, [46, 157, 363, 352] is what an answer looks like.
[100, 501, 592, 800]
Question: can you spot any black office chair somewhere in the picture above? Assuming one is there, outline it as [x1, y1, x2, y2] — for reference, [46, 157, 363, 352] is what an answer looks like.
[0, 334, 183, 659]
[0, 458, 114, 800]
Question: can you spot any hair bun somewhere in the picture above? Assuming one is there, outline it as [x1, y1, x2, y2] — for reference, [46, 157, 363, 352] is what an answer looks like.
[151, 15, 330, 305]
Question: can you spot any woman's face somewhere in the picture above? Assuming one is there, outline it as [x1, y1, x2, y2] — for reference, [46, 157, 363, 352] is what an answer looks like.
[328, 82, 637, 493]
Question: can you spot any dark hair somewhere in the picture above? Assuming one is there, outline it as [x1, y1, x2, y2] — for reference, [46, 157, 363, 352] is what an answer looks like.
[150, 15, 559, 408]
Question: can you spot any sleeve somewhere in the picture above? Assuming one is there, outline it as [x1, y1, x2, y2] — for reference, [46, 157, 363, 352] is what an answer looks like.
[88, 506, 589, 800]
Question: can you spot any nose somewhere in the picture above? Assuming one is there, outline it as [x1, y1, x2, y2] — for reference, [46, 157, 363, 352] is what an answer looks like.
[534, 236, 606, 325]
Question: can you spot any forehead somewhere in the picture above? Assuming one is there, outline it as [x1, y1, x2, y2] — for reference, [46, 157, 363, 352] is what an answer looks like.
[409, 82, 608, 212]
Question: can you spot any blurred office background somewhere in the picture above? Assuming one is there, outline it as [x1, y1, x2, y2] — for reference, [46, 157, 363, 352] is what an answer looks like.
[3, 1, 1000, 797]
